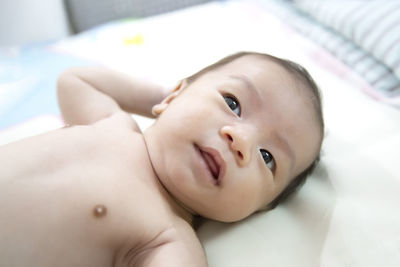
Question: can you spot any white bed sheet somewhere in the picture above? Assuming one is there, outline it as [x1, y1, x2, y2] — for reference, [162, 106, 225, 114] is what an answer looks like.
[1, 1, 399, 266]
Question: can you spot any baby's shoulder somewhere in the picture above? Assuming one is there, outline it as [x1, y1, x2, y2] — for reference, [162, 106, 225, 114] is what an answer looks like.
[94, 111, 142, 133]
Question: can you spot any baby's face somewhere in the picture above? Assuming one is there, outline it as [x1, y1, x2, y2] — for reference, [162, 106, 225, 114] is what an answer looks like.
[145, 55, 322, 222]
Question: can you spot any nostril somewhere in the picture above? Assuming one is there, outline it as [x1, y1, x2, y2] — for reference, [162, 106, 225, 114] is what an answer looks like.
[225, 133, 233, 142]
[237, 151, 243, 159]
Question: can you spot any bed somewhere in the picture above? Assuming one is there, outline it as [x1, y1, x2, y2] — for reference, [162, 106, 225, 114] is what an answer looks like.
[1, 0, 399, 266]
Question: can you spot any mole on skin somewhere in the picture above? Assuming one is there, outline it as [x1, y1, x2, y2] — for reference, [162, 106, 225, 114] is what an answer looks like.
[93, 204, 107, 218]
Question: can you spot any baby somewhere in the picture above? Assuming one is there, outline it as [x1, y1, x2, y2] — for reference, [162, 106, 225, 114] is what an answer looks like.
[0, 52, 324, 266]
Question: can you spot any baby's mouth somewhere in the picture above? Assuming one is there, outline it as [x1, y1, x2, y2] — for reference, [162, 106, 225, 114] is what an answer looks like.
[195, 144, 225, 185]
[201, 150, 220, 180]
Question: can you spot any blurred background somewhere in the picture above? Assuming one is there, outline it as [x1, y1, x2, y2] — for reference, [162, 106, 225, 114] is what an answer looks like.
[0, 0, 216, 46]
[0, 0, 71, 46]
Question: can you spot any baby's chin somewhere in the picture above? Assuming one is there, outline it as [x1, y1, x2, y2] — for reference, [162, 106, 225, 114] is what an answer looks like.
[192, 205, 256, 223]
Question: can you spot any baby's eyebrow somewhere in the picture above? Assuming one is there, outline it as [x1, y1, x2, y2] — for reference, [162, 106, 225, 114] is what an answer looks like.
[274, 132, 296, 171]
[229, 74, 263, 100]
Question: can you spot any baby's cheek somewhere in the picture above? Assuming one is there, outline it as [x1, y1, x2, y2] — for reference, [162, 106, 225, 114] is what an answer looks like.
[229, 186, 262, 220]
[244, 175, 274, 212]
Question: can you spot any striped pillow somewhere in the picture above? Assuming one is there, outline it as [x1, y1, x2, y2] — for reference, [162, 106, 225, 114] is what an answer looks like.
[294, 0, 400, 95]
[256, 0, 400, 103]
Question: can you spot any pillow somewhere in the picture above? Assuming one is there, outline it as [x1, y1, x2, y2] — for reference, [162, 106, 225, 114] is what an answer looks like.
[257, 0, 400, 104]
[294, 0, 400, 76]
[294, 0, 400, 94]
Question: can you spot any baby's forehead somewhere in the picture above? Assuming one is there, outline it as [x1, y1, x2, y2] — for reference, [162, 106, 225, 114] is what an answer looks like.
[220, 54, 286, 71]
[189, 55, 318, 118]
[206, 56, 300, 96]
[213, 56, 298, 87]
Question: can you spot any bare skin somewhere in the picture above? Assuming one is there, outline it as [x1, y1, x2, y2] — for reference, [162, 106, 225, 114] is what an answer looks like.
[0, 69, 206, 267]
[0, 55, 322, 266]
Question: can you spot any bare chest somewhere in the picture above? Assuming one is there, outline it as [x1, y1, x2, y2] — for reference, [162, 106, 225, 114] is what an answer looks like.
[0, 120, 180, 267]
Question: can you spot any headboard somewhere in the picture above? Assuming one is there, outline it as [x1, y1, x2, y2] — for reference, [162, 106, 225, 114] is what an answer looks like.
[64, 0, 215, 32]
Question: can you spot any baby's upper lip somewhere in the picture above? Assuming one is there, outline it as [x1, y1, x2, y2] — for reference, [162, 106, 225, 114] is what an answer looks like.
[197, 145, 226, 186]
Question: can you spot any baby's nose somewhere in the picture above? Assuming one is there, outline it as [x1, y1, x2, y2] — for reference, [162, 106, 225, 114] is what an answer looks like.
[219, 124, 254, 167]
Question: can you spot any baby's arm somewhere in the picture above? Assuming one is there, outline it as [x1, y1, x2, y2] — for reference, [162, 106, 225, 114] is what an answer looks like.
[139, 241, 208, 267]
[57, 67, 167, 125]
[127, 224, 208, 267]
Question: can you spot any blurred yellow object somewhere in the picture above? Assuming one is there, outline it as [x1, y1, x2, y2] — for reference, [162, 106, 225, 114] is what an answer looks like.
[123, 34, 144, 45]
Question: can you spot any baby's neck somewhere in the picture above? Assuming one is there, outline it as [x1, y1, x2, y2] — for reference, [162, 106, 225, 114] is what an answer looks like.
[142, 129, 195, 227]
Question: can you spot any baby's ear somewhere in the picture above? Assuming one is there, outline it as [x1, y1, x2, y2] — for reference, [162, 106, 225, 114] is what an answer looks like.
[152, 79, 187, 117]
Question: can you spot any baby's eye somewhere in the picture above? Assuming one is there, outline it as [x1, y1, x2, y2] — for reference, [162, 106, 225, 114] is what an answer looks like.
[224, 95, 241, 116]
[260, 149, 275, 170]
